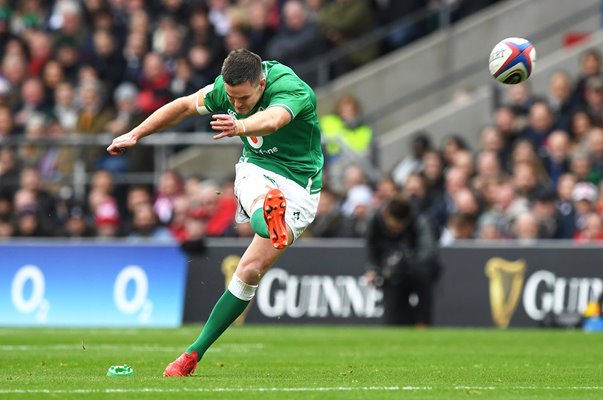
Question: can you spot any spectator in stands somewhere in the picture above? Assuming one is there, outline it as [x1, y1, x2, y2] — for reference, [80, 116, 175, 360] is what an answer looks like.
[441, 134, 470, 169]
[13, 77, 48, 132]
[451, 148, 475, 180]
[569, 109, 593, 145]
[505, 81, 536, 117]
[137, 52, 172, 116]
[420, 150, 445, 202]
[585, 127, 603, 182]
[87, 28, 127, 93]
[374, 175, 399, 208]
[54, 38, 81, 84]
[547, 71, 577, 132]
[245, 1, 276, 56]
[93, 194, 121, 238]
[170, 58, 198, 100]
[472, 150, 505, 195]
[0, 105, 15, 141]
[304, 186, 344, 238]
[189, 180, 236, 237]
[480, 125, 504, 155]
[0, 148, 19, 198]
[17, 166, 57, 229]
[391, 133, 431, 187]
[339, 184, 374, 237]
[155, 0, 190, 27]
[572, 181, 598, 232]
[440, 212, 476, 245]
[0, 213, 14, 238]
[574, 212, 603, 242]
[224, 28, 251, 54]
[317, 0, 378, 75]
[52, 81, 78, 134]
[555, 173, 578, 239]
[14, 205, 50, 237]
[185, 5, 224, 62]
[320, 93, 374, 180]
[153, 169, 185, 225]
[511, 160, 548, 202]
[76, 79, 114, 134]
[478, 178, 529, 238]
[570, 151, 599, 185]
[168, 195, 190, 243]
[494, 106, 521, 170]
[26, 30, 53, 78]
[122, 30, 149, 84]
[430, 166, 469, 233]
[127, 202, 174, 241]
[207, 0, 232, 37]
[402, 172, 431, 215]
[476, 213, 503, 240]
[572, 48, 601, 107]
[152, 18, 185, 75]
[583, 76, 603, 126]
[266, 0, 324, 86]
[41, 60, 66, 105]
[339, 162, 370, 201]
[512, 212, 540, 243]
[521, 101, 555, 151]
[62, 203, 95, 237]
[364, 195, 439, 326]
[531, 188, 563, 239]
[541, 130, 572, 188]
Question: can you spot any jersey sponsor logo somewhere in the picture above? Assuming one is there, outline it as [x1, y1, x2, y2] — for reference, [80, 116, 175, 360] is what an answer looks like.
[247, 136, 264, 149]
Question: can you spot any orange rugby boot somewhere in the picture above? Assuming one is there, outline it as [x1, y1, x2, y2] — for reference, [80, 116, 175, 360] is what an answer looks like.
[163, 352, 198, 377]
[263, 188, 289, 249]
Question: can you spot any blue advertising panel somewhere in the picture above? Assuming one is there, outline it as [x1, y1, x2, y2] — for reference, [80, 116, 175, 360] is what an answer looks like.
[0, 242, 187, 327]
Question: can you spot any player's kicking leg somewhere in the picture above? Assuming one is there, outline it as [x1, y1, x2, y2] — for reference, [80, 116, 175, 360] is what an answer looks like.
[163, 216, 292, 377]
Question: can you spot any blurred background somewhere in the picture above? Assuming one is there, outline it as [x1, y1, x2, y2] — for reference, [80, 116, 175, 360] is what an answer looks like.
[1, 0, 602, 331]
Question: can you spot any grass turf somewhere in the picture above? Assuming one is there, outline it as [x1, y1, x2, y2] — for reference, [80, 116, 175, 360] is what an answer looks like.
[0, 325, 601, 399]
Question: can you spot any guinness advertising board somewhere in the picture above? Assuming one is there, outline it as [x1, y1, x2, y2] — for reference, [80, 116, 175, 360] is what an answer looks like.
[183, 240, 603, 327]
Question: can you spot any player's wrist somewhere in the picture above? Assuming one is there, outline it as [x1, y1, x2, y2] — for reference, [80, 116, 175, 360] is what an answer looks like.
[235, 119, 247, 136]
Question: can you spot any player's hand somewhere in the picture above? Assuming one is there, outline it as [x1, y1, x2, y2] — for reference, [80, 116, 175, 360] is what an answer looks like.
[107, 132, 137, 155]
[211, 114, 243, 140]
[363, 270, 378, 285]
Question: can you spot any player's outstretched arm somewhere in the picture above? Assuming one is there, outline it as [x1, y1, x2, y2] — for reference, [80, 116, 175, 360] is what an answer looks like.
[107, 91, 201, 155]
[211, 107, 292, 140]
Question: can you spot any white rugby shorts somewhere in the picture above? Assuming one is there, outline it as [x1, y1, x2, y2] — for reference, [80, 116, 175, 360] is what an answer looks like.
[233, 162, 320, 241]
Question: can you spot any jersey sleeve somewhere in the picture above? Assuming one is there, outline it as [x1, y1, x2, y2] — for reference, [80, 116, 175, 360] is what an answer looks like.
[202, 76, 226, 113]
[266, 78, 312, 120]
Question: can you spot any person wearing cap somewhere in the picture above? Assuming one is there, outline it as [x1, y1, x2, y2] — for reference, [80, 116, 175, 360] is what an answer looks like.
[572, 181, 599, 233]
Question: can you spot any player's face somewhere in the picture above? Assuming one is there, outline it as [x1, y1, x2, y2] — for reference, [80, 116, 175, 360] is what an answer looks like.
[224, 78, 266, 115]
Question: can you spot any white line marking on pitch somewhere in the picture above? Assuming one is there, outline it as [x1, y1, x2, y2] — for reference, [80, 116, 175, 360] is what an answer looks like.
[1, 386, 602, 395]
[0, 386, 427, 394]
[0, 343, 264, 353]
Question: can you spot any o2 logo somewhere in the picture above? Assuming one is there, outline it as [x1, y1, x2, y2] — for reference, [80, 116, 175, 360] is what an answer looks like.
[113, 265, 153, 323]
[11, 265, 50, 323]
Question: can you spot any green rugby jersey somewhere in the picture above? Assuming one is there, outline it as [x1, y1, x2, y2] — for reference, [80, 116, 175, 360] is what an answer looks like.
[203, 61, 323, 194]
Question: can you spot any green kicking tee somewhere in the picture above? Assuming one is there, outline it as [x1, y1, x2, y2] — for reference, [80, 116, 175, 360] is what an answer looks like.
[203, 61, 323, 194]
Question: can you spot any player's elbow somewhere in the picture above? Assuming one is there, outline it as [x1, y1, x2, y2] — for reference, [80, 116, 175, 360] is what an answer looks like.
[264, 112, 291, 133]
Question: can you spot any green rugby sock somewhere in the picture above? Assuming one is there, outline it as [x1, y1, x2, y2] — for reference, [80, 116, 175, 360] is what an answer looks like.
[186, 289, 249, 360]
[250, 208, 269, 238]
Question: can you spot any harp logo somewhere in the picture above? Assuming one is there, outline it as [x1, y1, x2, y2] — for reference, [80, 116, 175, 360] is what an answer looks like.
[485, 258, 526, 328]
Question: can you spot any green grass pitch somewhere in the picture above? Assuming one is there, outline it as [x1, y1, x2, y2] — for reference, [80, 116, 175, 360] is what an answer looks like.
[0, 325, 602, 399]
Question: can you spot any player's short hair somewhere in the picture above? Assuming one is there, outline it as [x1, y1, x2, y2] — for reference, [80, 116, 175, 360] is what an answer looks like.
[222, 49, 263, 86]
[386, 195, 412, 222]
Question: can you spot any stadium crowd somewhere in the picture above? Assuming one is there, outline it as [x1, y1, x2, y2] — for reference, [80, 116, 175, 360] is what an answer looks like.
[5, 0, 596, 245]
